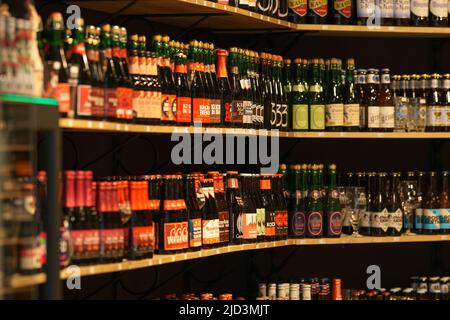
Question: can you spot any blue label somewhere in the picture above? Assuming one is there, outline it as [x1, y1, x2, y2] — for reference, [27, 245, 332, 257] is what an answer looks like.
[415, 208, 423, 230]
[439, 209, 450, 230]
[423, 209, 441, 230]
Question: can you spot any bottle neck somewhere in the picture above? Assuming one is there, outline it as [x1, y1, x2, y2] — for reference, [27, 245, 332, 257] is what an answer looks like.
[216, 52, 229, 78]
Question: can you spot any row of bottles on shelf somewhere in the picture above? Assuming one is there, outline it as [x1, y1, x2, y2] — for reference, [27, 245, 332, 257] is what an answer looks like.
[215, 0, 450, 27]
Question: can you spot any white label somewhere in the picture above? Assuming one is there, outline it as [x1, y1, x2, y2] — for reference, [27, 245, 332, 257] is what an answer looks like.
[368, 106, 380, 128]
[411, 0, 429, 17]
[380, 0, 395, 17]
[202, 219, 219, 241]
[371, 209, 389, 232]
[325, 103, 344, 127]
[445, 105, 450, 126]
[388, 209, 403, 232]
[344, 104, 360, 127]
[427, 106, 445, 127]
[430, 0, 448, 17]
[394, 0, 411, 18]
[380, 106, 395, 128]
[360, 211, 371, 228]
[357, 0, 376, 18]
[367, 73, 378, 84]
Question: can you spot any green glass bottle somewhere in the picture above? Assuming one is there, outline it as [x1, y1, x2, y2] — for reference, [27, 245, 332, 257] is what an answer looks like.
[325, 58, 344, 132]
[343, 58, 360, 131]
[308, 59, 325, 131]
[325, 164, 342, 238]
[291, 58, 309, 131]
[306, 164, 324, 238]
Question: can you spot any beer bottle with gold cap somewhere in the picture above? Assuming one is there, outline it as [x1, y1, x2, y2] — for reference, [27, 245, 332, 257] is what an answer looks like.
[379, 68, 395, 132]
[308, 59, 325, 131]
[306, 164, 323, 238]
[366, 68, 380, 132]
[343, 58, 360, 131]
[427, 74, 444, 132]
[324, 164, 342, 238]
[291, 58, 309, 131]
[325, 58, 344, 132]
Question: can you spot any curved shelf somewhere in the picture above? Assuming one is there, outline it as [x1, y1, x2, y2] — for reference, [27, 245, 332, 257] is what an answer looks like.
[71, 0, 450, 37]
[60, 119, 450, 138]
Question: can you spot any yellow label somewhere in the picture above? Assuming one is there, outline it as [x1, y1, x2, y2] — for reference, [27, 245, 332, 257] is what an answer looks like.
[292, 104, 309, 130]
[310, 104, 325, 130]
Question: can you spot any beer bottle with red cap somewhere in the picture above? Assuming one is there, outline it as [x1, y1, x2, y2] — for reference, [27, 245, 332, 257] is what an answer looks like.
[216, 49, 233, 127]
[226, 171, 243, 244]
[306, 165, 324, 238]
[324, 164, 342, 238]
[175, 53, 192, 125]
[100, 24, 119, 121]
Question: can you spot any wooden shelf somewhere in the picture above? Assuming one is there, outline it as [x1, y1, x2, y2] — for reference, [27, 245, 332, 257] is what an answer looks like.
[71, 0, 450, 37]
[4, 234, 450, 289]
[60, 119, 450, 139]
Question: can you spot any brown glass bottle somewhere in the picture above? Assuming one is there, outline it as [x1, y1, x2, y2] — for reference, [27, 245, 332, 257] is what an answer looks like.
[413, 171, 425, 234]
[366, 69, 380, 132]
[308, 0, 329, 23]
[84, 171, 100, 264]
[370, 173, 389, 237]
[442, 74, 450, 132]
[379, 68, 395, 132]
[386, 172, 403, 236]
[426, 74, 444, 132]
[356, 69, 367, 131]
[438, 171, 450, 234]
[423, 172, 440, 234]
[217, 49, 233, 127]
[226, 171, 243, 244]
[184, 175, 202, 251]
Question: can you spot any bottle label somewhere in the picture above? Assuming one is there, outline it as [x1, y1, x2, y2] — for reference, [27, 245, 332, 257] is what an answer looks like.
[161, 94, 176, 122]
[202, 218, 220, 244]
[291, 211, 306, 236]
[149, 91, 162, 120]
[430, 0, 448, 18]
[394, 0, 411, 18]
[415, 208, 423, 230]
[422, 209, 441, 230]
[380, 106, 395, 128]
[342, 208, 352, 227]
[307, 211, 323, 236]
[357, 0, 376, 18]
[105, 88, 118, 119]
[310, 104, 325, 130]
[54, 82, 71, 114]
[164, 222, 188, 250]
[281, 104, 289, 129]
[344, 103, 360, 127]
[219, 211, 230, 243]
[101, 228, 125, 256]
[360, 210, 371, 228]
[334, 0, 352, 18]
[243, 212, 258, 239]
[275, 210, 284, 236]
[83, 229, 100, 255]
[380, 0, 394, 18]
[428, 106, 445, 127]
[439, 209, 450, 230]
[265, 210, 276, 237]
[388, 208, 403, 232]
[232, 100, 243, 124]
[116, 87, 133, 120]
[188, 218, 202, 248]
[257, 208, 266, 237]
[76, 84, 92, 116]
[176, 96, 191, 123]
[292, 104, 309, 130]
[131, 225, 154, 252]
[371, 209, 389, 232]
[19, 245, 42, 271]
[328, 211, 343, 236]
[368, 106, 380, 128]
[325, 103, 344, 127]
[411, 0, 429, 17]
[225, 101, 232, 124]
[132, 89, 144, 119]
[243, 100, 253, 124]
[309, 0, 328, 17]
[289, 0, 308, 16]
[210, 99, 221, 124]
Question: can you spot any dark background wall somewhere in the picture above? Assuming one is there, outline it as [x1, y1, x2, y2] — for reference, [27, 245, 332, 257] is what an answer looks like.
[31, 0, 450, 299]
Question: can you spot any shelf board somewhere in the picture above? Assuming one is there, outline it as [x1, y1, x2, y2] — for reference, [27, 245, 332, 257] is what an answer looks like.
[4, 234, 450, 289]
[60, 119, 450, 138]
[71, 0, 450, 37]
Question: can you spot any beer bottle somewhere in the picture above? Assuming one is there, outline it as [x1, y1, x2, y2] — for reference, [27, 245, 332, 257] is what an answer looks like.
[159, 35, 176, 125]
[356, 69, 367, 130]
[359, 172, 374, 236]
[379, 68, 395, 132]
[423, 172, 440, 234]
[325, 164, 342, 238]
[240, 175, 258, 243]
[380, 0, 394, 25]
[309, 59, 326, 131]
[127, 34, 141, 121]
[308, 0, 329, 23]
[84, 171, 100, 263]
[226, 171, 243, 244]
[412, 171, 425, 234]
[69, 18, 93, 119]
[190, 41, 206, 125]
[202, 178, 220, 248]
[199, 42, 212, 127]
[119, 27, 133, 120]
[419, 73, 429, 99]
[209, 172, 230, 246]
[260, 53, 272, 129]
[399, 74, 408, 98]
[101, 24, 119, 121]
[343, 59, 360, 131]
[411, 0, 429, 25]
[275, 174, 289, 239]
[72, 171, 89, 264]
[391, 75, 399, 97]
[387, 172, 403, 236]
[410, 74, 420, 98]
[145, 176, 158, 258]
[229, 47, 244, 127]
[357, 0, 376, 25]
[43, 12, 70, 116]
[427, 74, 444, 132]
[442, 74, 450, 132]
[252, 52, 264, 128]
[331, 0, 353, 24]
[394, 0, 411, 25]
[289, 165, 307, 238]
[184, 175, 202, 251]
[251, 174, 266, 242]
[438, 171, 450, 234]
[306, 165, 324, 238]
[366, 69, 380, 132]
[325, 58, 344, 132]
[207, 44, 221, 126]
[288, 0, 308, 23]
[174, 53, 191, 125]
[260, 175, 276, 241]
[128, 180, 145, 259]
[371, 173, 389, 236]
[240, 50, 253, 128]
[278, 57, 289, 131]
[430, 0, 448, 26]
[215, 49, 232, 127]
[291, 58, 309, 131]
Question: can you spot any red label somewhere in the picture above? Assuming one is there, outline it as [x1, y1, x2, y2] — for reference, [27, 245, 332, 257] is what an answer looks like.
[54, 83, 70, 113]
[176, 96, 192, 123]
[148, 199, 160, 211]
[243, 213, 257, 239]
[70, 230, 84, 256]
[105, 88, 118, 119]
[210, 99, 221, 124]
[164, 222, 188, 250]
[307, 212, 323, 236]
[334, 0, 351, 18]
[72, 43, 86, 56]
[83, 229, 100, 254]
[132, 225, 154, 249]
[113, 47, 121, 58]
[116, 87, 133, 119]
[76, 84, 92, 116]
[161, 94, 176, 122]
[219, 211, 230, 243]
[101, 228, 125, 253]
[328, 211, 343, 235]
[289, 0, 307, 16]
[225, 102, 232, 124]
[189, 218, 202, 248]
[309, 0, 328, 17]
[193, 98, 211, 124]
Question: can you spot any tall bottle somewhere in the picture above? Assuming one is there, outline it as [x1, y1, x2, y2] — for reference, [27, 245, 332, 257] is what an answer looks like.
[308, 0, 329, 23]
[359, 172, 373, 236]
[443, 74, 450, 132]
[207, 43, 221, 126]
[251, 175, 266, 242]
[260, 175, 276, 241]
[366, 69, 380, 132]
[308, 59, 326, 131]
[426, 74, 444, 132]
[379, 68, 395, 132]
[413, 171, 426, 234]
[411, 0, 429, 25]
[356, 69, 367, 131]
[439, 171, 450, 234]
[291, 58, 309, 131]
[160, 35, 177, 125]
[84, 171, 100, 263]
[201, 178, 220, 248]
[331, 0, 353, 24]
[387, 172, 403, 236]
[240, 175, 258, 243]
[394, 0, 411, 25]
[209, 172, 230, 246]
[343, 59, 360, 131]
[325, 58, 344, 132]
[229, 47, 244, 127]
[226, 171, 243, 244]
[430, 0, 448, 26]
[370, 173, 389, 236]
[357, 0, 376, 25]
[184, 175, 202, 251]
[380, 0, 395, 25]
[288, 0, 308, 23]
[306, 165, 324, 238]
[324, 164, 342, 238]
[173, 53, 191, 125]
[118, 27, 133, 120]
[278, 56, 289, 131]
[100, 24, 119, 121]
[86, 26, 102, 120]
[423, 172, 440, 234]
[216, 49, 233, 127]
